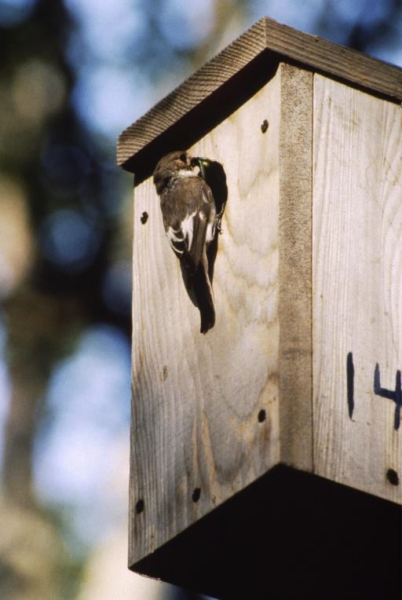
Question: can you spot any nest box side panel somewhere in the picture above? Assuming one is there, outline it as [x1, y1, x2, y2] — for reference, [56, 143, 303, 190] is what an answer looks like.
[130, 71, 283, 566]
[313, 74, 402, 504]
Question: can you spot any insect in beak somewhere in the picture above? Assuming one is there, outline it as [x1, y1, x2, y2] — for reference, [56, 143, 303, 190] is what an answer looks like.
[191, 157, 211, 181]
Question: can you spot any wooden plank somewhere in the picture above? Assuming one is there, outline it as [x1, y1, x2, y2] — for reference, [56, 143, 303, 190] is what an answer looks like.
[129, 71, 282, 565]
[313, 74, 402, 504]
[278, 64, 313, 471]
[261, 18, 402, 101]
[118, 17, 402, 179]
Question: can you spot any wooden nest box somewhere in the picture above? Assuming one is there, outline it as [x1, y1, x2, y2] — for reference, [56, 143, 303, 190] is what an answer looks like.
[118, 18, 402, 599]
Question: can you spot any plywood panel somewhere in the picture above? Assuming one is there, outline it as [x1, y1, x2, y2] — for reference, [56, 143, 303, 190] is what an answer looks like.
[313, 75, 402, 503]
[130, 71, 282, 565]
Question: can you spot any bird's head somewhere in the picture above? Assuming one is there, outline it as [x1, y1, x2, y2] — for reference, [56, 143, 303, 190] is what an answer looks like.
[153, 151, 194, 194]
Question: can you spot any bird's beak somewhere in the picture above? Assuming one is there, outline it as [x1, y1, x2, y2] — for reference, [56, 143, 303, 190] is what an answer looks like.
[191, 157, 211, 180]
[191, 157, 210, 166]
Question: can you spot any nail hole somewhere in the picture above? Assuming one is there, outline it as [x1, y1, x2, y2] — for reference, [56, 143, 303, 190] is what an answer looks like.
[386, 469, 399, 486]
[261, 119, 269, 133]
[192, 488, 201, 503]
[135, 499, 145, 514]
[140, 211, 148, 224]
[258, 409, 266, 423]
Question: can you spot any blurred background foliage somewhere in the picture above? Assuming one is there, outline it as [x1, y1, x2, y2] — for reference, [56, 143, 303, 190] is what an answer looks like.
[0, 0, 401, 598]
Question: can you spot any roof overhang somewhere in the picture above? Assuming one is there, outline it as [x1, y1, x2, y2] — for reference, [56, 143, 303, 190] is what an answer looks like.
[117, 17, 402, 184]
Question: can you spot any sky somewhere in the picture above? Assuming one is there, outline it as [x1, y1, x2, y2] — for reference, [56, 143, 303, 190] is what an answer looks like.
[61, 0, 402, 140]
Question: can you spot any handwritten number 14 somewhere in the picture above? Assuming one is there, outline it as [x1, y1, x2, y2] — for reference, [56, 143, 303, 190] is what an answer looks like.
[347, 352, 401, 431]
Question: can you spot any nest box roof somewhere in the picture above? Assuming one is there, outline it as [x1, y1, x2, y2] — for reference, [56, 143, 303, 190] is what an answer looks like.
[117, 17, 402, 184]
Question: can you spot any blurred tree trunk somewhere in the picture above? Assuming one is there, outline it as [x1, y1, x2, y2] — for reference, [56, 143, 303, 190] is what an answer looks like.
[1, 287, 80, 600]
[3, 288, 79, 503]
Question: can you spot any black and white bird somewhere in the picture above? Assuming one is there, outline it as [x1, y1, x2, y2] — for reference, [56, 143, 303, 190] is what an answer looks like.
[153, 150, 218, 333]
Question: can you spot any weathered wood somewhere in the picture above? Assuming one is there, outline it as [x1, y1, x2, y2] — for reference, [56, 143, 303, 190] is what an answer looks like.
[130, 71, 283, 566]
[123, 19, 402, 591]
[118, 17, 402, 182]
[313, 74, 402, 504]
[129, 64, 402, 574]
[278, 64, 313, 470]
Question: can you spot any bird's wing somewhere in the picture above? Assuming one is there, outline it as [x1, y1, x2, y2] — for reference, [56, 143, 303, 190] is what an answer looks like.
[163, 177, 215, 268]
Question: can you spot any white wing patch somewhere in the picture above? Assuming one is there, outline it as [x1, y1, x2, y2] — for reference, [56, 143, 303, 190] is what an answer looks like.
[206, 202, 216, 243]
[166, 188, 216, 257]
[180, 211, 196, 251]
[167, 226, 184, 254]
[205, 220, 214, 244]
[166, 210, 197, 255]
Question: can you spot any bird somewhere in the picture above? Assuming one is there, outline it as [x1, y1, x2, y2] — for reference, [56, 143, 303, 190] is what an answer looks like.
[153, 150, 218, 334]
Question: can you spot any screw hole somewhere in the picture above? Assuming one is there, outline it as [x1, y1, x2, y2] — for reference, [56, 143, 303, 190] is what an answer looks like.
[258, 409, 266, 423]
[192, 488, 201, 503]
[140, 211, 148, 224]
[261, 119, 269, 133]
[135, 499, 145, 514]
[386, 469, 399, 486]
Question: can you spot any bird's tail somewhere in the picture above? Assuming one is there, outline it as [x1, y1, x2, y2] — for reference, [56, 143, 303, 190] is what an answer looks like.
[181, 252, 215, 334]
[193, 257, 215, 334]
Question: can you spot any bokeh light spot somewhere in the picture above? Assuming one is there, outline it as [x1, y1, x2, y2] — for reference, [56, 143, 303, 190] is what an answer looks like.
[34, 324, 131, 542]
[41, 209, 100, 271]
[0, 0, 36, 27]
[0, 319, 11, 474]
[158, 0, 215, 50]
[72, 66, 153, 139]
[0, 176, 34, 298]
[12, 60, 66, 126]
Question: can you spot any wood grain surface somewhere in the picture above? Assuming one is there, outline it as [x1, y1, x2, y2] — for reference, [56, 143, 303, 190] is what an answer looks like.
[313, 74, 402, 504]
[130, 71, 283, 565]
[278, 64, 313, 471]
[118, 17, 402, 179]
[129, 64, 402, 571]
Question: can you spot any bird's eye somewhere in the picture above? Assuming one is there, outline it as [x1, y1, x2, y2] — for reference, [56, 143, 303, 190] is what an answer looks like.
[179, 153, 187, 162]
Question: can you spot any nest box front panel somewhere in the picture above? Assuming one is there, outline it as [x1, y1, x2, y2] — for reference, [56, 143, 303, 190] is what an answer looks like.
[130, 72, 283, 563]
